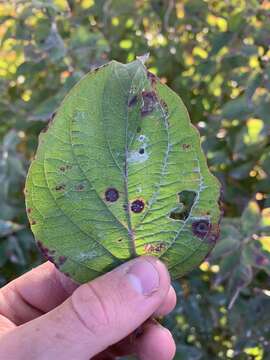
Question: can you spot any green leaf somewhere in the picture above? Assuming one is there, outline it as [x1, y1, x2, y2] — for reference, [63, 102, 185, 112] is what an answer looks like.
[210, 223, 241, 260]
[221, 96, 252, 120]
[25, 58, 221, 283]
[241, 200, 261, 236]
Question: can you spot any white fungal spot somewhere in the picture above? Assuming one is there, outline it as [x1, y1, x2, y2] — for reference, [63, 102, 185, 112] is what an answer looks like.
[138, 134, 147, 142]
[74, 251, 99, 261]
[128, 150, 149, 164]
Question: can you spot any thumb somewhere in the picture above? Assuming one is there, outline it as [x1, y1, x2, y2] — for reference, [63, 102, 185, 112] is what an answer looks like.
[0, 257, 171, 360]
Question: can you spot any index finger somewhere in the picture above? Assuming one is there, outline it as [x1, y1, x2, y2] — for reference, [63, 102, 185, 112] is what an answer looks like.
[0, 261, 78, 325]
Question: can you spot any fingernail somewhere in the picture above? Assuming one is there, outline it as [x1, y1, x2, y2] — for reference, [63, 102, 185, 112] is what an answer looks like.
[126, 259, 160, 296]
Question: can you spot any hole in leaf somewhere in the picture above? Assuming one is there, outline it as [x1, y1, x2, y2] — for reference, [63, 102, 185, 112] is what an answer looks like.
[105, 188, 119, 202]
[139, 148, 145, 154]
[169, 190, 197, 220]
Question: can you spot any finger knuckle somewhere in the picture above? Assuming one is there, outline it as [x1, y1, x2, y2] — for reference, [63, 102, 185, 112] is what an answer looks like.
[71, 282, 112, 336]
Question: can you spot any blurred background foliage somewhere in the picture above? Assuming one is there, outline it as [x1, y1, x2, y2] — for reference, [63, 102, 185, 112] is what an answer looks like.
[0, 0, 270, 358]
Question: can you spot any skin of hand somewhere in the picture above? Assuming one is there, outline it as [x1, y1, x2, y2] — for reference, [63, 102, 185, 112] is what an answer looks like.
[0, 256, 177, 360]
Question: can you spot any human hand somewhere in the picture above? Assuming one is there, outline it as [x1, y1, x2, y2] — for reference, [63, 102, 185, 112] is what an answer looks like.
[0, 257, 176, 359]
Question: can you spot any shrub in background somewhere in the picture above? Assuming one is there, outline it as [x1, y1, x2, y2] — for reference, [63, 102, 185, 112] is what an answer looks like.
[0, 1, 270, 358]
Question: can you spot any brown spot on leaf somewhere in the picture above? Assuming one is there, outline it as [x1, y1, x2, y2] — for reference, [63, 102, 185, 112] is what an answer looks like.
[131, 199, 145, 213]
[144, 242, 166, 254]
[27, 208, 32, 214]
[182, 143, 191, 150]
[59, 164, 72, 172]
[58, 256, 67, 265]
[147, 71, 157, 86]
[36, 240, 55, 259]
[31, 220, 36, 225]
[160, 98, 169, 116]
[206, 223, 220, 244]
[105, 188, 119, 202]
[141, 91, 158, 117]
[55, 184, 66, 191]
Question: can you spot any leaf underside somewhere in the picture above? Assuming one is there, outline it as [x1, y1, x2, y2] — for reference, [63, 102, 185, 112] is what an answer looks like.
[25, 58, 221, 283]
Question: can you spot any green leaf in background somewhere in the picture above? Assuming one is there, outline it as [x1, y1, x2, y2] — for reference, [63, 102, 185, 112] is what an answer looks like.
[25, 57, 221, 283]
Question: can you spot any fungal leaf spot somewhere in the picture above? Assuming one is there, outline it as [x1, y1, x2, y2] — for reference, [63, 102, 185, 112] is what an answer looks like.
[128, 95, 138, 107]
[144, 242, 167, 254]
[192, 219, 211, 239]
[76, 184, 85, 192]
[131, 199, 145, 213]
[55, 184, 66, 191]
[25, 57, 221, 283]
[141, 91, 158, 117]
[105, 188, 119, 202]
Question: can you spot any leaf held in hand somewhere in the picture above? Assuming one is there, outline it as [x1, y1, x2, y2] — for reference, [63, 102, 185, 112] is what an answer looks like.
[25, 58, 221, 283]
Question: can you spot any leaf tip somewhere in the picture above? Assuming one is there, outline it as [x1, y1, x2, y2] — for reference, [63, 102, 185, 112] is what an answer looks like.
[136, 53, 150, 64]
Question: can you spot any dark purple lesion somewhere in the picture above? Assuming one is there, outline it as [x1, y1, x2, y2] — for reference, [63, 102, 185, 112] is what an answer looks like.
[105, 188, 119, 202]
[128, 95, 138, 107]
[147, 71, 157, 86]
[141, 91, 158, 117]
[41, 111, 56, 133]
[131, 199, 145, 213]
[58, 255, 67, 266]
[37, 240, 55, 261]
[192, 219, 212, 239]
[36, 240, 67, 268]
[192, 219, 221, 244]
